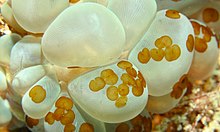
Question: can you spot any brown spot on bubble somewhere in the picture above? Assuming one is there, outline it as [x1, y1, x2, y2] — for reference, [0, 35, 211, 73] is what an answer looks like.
[29, 85, 46, 103]
[53, 108, 65, 121]
[117, 61, 132, 70]
[216, 36, 220, 48]
[203, 25, 214, 36]
[126, 67, 137, 78]
[67, 66, 81, 69]
[115, 96, 128, 108]
[60, 110, 75, 125]
[55, 96, 73, 110]
[203, 8, 219, 23]
[137, 71, 146, 88]
[26, 116, 39, 128]
[138, 48, 151, 64]
[155, 35, 172, 48]
[186, 34, 194, 52]
[201, 25, 213, 42]
[191, 21, 201, 35]
[101, 69, 118, 85]
[150, 48, 165, 61]
[106, 86, 119, 101]
[89, 77, 106, 92]
[165, 44, 181, 61]
[185, 79, 193, 95]
[69, 0, 80, 3]
[116, 123, 130, 132]
[170, 82, 184, 99]
[132, 79, 144, 97]
[195, 37, 208, 53]
[64, 124, 75, 132]
[79, 123, 94, 132]
[118, 83, 129, 96]
[179, 74, 188, 86]
[121, 73, 136, 86]
[45, 112, 55, 125]
[165, 10, 181, 19]
[170, 74, 191, 99]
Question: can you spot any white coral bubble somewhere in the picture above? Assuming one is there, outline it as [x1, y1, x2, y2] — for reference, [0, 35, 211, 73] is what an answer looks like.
[188, 19, 219, 82]
[0, 67, 7, 91]
[44, 92, 104, 132]
[12, 65, 46, 96]
[108, 0, 157, 51]
[1, 2, 26, 35]
[0, 97, 12, 126]
[22, 76, 61, 119]
[128, 10, 194, 96]
[68, 60, 148, 123]
[10, 35, 43, 75]
[146, 89, 186, 114]
[11, 0, 69, 33]
[0, 33, 21, 67]
[42, 3, 126, 67]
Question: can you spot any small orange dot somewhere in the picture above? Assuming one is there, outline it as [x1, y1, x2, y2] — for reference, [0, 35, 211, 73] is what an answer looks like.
[29, 85, 46, 103]
[89, 77, 106, 92]
[195, 37, 208, 53]
[150, 48, 165, 61]
[53, 108, 65, 121]
[186, 34, 194, 52]
[64, 124, 76, 132]
[138, 48, 151, 64]
[100, 69, 118, 85]
[201, 25, 213, 42]
[216, 36, 220, 49]
[137, 71, 146, 88]
[106, 86, 119, 101]
[126, 67, 137, 78]
[165, 44, 181, 61]
[117, 61, 133, 70]
[79, 123, 94, 132]
[155, 35, 172, 48]
[203, 8, 219, 23]
[69, 0, 80, 3]
[165, 10, 181, 19]
[55, 96, 74, 110]
[118, 83, 129, 96]
[121, 73, 136, 87]
[26, 116, 39, 128]
[45, 112, 55, 125]
[60, 110, 75, 125]
[132, 79, 144, 97]
[180, 77, 189, 88]
[170, 82, 183, 99]
[115, 96, 128, 108]
[191, 21, 201, 35]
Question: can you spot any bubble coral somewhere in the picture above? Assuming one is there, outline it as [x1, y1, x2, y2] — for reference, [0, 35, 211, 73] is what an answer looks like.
[0, 0, 219, 131]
